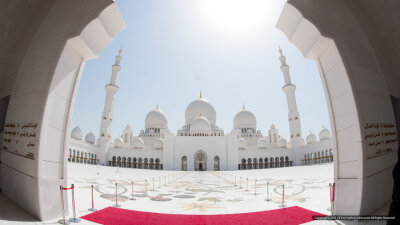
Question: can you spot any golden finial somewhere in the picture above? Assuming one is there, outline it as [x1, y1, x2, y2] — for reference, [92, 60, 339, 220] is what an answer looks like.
[279, 45, 283, 56]
[243, 103, 246, 110]
[199, 111, 202, 116]
[200, 90, 202, 98]
[118, 45, 123, 56]
[156, 103, 158, 109]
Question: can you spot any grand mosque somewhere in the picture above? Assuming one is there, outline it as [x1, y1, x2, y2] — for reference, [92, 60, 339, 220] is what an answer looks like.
[67, 48, 333, 171]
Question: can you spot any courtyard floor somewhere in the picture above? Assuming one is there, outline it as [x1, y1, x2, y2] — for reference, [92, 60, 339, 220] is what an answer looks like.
[67, 163, 334, 216]
[0, 163, 389, 224]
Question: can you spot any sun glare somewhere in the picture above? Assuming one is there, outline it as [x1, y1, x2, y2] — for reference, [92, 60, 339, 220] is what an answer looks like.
[199, 0, 270, 32]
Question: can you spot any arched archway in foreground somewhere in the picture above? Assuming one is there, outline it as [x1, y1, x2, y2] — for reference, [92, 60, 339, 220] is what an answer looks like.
[0, 0, 125, 220]
[277, 2, 398, 215]
[1, 0, 398, 221]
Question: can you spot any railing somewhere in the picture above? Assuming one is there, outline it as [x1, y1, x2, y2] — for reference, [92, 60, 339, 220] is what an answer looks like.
[302, 156, 333, 165]
[237, 161, 293, 170]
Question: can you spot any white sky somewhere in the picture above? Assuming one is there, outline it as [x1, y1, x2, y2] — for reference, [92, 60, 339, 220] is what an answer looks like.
[71, 0, 331, 140]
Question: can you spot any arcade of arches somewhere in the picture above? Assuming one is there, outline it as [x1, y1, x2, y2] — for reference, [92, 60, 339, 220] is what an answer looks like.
[0, 0, 399, 222]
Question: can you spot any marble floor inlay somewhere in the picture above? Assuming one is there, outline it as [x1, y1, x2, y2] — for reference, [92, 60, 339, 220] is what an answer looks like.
[66, 163, 334, 217]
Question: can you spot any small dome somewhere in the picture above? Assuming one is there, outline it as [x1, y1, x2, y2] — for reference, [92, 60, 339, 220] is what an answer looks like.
[319, 126, 331, 140]
[234, 107, 256, 129]
[238, 138, 247, 149]
[306, 131, 317, 144]
[154, 138, 164, 149]
[71, 126, 83, 140]
[132, 137, 144, 148]
[270, 124, 276, 129]
[278, 138, 287, 148]
[185, 96, 216, 125]
[85, 131, 96, 144]
[114, 136, 124, 147]
[257, 138, 268, 149]
[145, 108, 168, 129]
[190, 115, 211, 134]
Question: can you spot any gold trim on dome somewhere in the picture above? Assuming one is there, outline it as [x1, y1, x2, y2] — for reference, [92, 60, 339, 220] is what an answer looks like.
[279, 45, 283, 56]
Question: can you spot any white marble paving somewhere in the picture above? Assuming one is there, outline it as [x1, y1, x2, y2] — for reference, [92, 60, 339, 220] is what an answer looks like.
[0, 163, 388, 224]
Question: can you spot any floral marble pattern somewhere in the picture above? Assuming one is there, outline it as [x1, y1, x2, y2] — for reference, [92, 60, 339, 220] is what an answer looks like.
[67, 163, 333, 216]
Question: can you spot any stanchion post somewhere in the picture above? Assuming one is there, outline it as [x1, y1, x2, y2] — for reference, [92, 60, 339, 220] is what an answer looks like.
[331, 183, 335, 215]
[130, 181, 136, 200]
[254, 179, 257, 195]
[152, 177, 155, 191]
[279, 184, 286, 208]
[240, 177, 242, 189]
[159, 176, 161, 188]
[58, 186, 70, 225]
[246, 178, 249, 191]
[164, 175, 166, 186]
[88, 185, 97, 211]
[144, 179, 148, 195]
[327, 183, 332, 212]
[69, 184, 81, 223]
[265, 182, 270, 201]
[113, 183, 121, 208]
[234, 176, 237, 186]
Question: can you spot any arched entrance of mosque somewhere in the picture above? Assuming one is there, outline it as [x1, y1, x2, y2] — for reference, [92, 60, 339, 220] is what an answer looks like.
[194, 150, 207, 171]
[277, 1, 398, 216]
[181, 156, 188, 171]
[214, 156, 220, 171]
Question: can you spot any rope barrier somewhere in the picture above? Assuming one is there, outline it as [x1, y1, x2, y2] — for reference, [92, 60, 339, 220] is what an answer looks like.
[62, 186, 74, 191]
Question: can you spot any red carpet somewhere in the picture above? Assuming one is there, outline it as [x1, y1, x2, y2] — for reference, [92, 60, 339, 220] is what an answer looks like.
[81, 206, 326, 225]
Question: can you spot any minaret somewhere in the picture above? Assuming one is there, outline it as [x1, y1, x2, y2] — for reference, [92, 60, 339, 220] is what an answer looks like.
[278, 47, 304, 147]
[98, 48, 122, 164]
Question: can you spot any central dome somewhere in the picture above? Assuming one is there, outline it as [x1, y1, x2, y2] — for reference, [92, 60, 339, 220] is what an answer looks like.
[145, 107, 168, 129]
[190, 115, 212, 134]
[185, 95, 216, 125]
[233, 107, 256, 129]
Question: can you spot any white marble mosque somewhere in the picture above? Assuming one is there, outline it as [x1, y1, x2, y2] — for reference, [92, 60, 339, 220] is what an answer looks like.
[67, 48, 333, 171]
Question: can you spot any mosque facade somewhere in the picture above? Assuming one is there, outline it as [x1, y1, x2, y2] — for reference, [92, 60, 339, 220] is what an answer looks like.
[67, 49, 333, 171]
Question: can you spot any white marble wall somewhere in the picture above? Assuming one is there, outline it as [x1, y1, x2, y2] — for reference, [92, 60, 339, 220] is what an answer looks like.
[0, 0, 125, 221]
[277, 0, 399, 215]
[173, 136, 228, 171]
